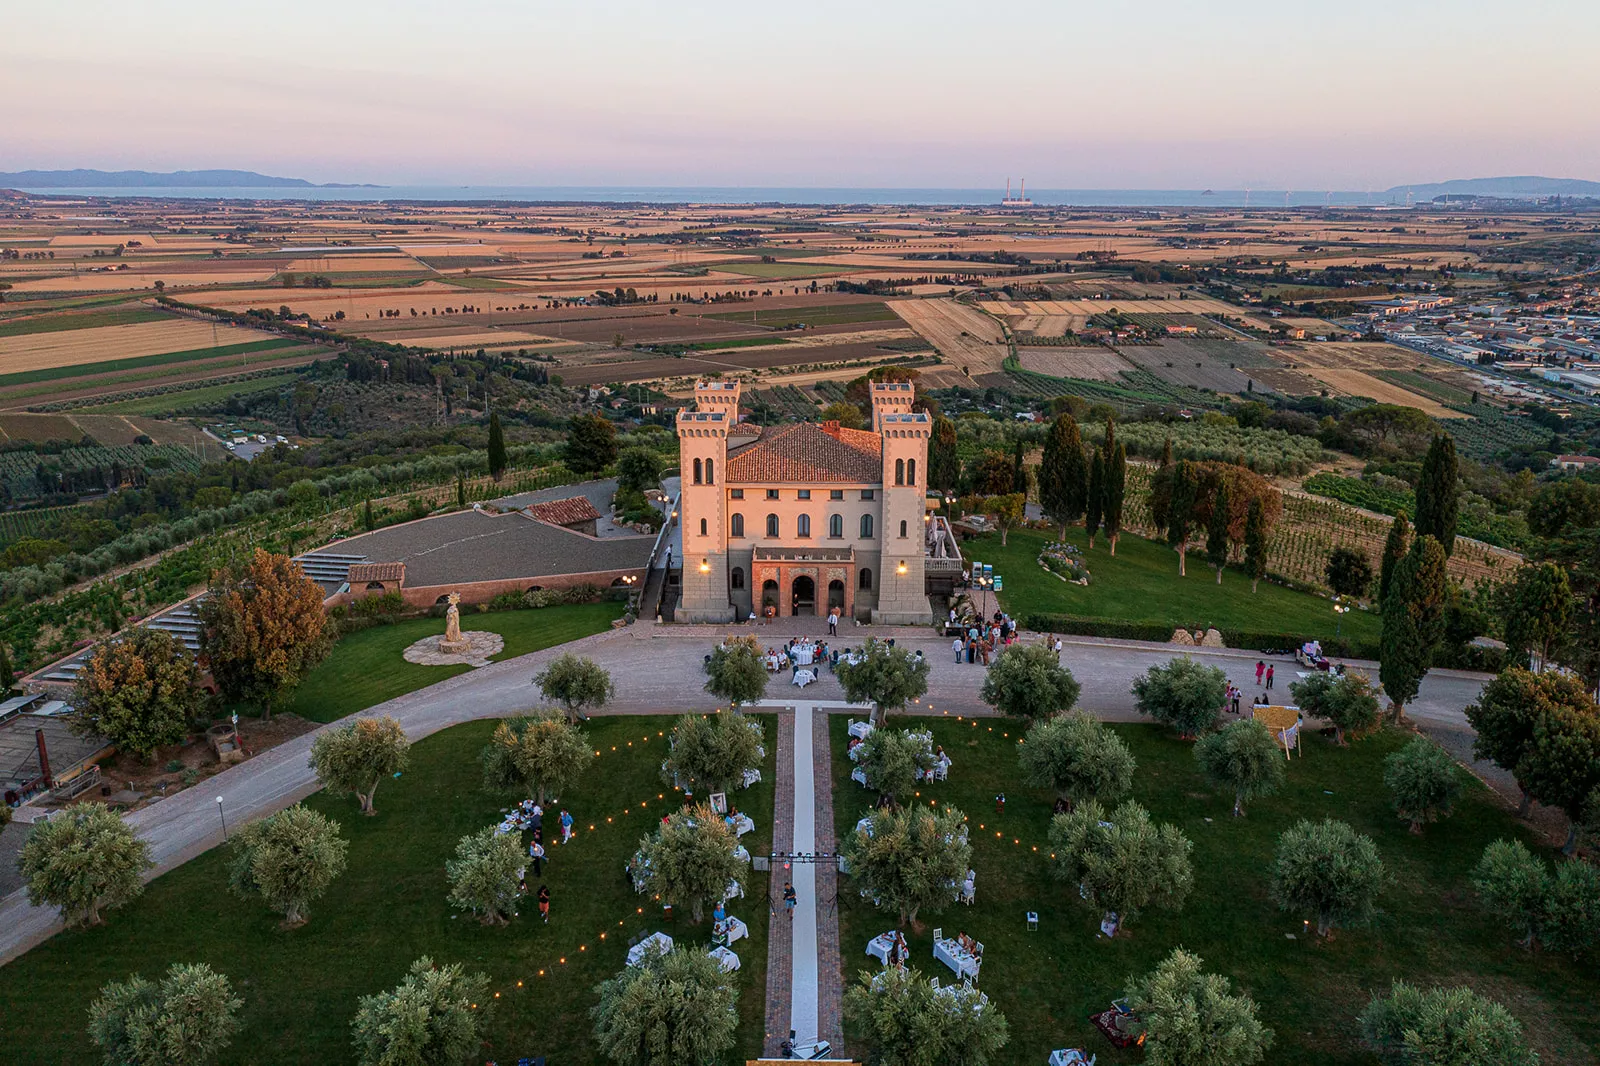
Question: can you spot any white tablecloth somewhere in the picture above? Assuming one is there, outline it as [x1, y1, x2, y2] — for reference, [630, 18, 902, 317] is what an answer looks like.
[934, 938, 981, 978]
[848, 720, 874, 740]
[792, 669, 815, 687]
[710, 946, 741, 972]
[792, 646, 815, 666]
[1049, 1051, 1093, 1066]
[866, 931, 900, 964]
[851, 766, 868, 787]
[626, 932, 673, 966]
[722, 878, 744, 901]
[725, 916, 748, 945]
[733, 845, 751, 865]
[855, 816, 874, 838]
[741, 767, 762, 789]
[731, 813, 754, 837]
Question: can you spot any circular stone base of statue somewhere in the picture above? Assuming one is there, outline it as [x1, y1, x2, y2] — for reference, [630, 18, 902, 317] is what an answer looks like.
[403, 631, 504, 667]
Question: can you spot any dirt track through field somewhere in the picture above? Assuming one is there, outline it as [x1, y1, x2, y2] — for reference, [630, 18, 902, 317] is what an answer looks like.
[890, 299, 1007, 376]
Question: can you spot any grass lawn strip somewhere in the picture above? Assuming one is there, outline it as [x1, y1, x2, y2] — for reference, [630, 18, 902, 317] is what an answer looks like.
[973, 528, 1383, 646]
[830, 715, 1598, 1065]
[0, 714, 776, 1064]
[0, 308, 169, 338]
[281, 603, 626, 724]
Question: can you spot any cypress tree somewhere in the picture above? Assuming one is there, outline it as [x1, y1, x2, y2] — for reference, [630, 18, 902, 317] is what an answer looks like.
[0, 641, 12, 695]
[1380, 536, 1448, 722]
[456, 474, 466, 509]
[1085, 447, 1105, 548]
[929, 416, 960, 494]
[1206, 480, 1231, 584]
[1160, 437, 1174, 468]
[1244, 496, 1267, 593]
[1011, 438, 1028, 495]
[1040, 414, 1086, 537]
[1414, 435, 1459, 556]
[487, 411, 507, 482]
[1105, 442, 1127, 556]
[362, 497, 374, 531]
[1379, 511, 1410, 605]
[1166, 460, 1197, 577]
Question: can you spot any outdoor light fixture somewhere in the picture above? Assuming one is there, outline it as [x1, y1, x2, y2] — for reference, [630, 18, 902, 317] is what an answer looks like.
[896, 562, 908, 574]
[215, 796, 228, 840]
[699, 559, 711, 573]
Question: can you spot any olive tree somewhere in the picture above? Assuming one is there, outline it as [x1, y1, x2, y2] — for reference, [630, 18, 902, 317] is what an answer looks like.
[1475, 838, 1600, 956]
[591, 946, 738, 1066]
[87, 962, 243, 1066]
[662, 712, 764, 796]
[844, 965, 1010, 1066]
[309, 716, 410, 816]
[837, 637, 930, 726]
[1194, 719, 1286, 817]
[1271, 818, 1384, 937]
[1124, 948, 1273, 1066]
[534, 653, 615, 724]
[1361, 982, 1538, 1066]
[1383, 737, 1464, 834]
[1049, 799, 1193, 935]
[351, 957, 490, 1066]
[446, 827, 526, 926]
[1289, 671, 1380, 746]
[227, 804, 348, 927]
[19, 802, 151, 927]
[1018, 712, 1136, 811]
[481, 712, 593, 806]
[702, 639, 768, 710]
[844, 804, 972, 928]
[855, 727, 936, 807]
[1132, 657, 1228, 738]
[979, 644, 1081, 720]
[631, 804, 745, 923]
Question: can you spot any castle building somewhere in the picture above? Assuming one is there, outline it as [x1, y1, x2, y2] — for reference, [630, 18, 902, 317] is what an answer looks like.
[674, 379, 943, 624]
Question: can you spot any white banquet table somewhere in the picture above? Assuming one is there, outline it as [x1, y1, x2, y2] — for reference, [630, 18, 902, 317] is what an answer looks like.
[626, 932, 674, 966]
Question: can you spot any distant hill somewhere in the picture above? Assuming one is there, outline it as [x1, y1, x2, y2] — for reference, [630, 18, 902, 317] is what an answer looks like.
[0, 168, 378, 188]
[1386, 176, 1600, 200]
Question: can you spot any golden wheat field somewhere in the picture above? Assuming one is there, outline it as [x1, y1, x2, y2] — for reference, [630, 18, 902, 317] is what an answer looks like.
[0, 319, 272, 372]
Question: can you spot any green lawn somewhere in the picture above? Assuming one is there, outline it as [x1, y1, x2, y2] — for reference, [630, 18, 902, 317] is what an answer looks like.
[0, 307, 169, 338]
[974, 528, 1383, 648]
[0, 714, 776, 1066]
[280, 603, 625, 724]
[91, 372, 307, 415]
[830, 716, 1599, 1065]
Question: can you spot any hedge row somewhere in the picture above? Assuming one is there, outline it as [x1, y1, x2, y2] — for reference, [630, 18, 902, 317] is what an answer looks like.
[1019, 612, 1381, 660]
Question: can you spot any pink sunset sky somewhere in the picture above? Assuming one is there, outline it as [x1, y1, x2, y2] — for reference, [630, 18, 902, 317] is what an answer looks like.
[3, 0, 1597, 189]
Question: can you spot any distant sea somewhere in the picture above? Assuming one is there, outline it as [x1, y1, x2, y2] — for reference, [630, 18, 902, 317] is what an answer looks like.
[13, 185, 1399, 208]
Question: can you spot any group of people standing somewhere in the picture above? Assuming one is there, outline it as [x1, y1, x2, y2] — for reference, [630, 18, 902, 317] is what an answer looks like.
[518, 803, 576, 923]
[949, 609, 1021, 667]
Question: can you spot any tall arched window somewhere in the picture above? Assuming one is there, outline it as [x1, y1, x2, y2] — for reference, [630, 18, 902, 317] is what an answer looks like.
[797, 514, 811, 538]
[705, 458, 714, 484]
[908, 458, 917, 484]
[860, 514, 874, 538]
[731, 567, 745, 590]
[894, 458, 905, 486]
[859, 568, 873, 590]
[699, 518, 707, 536]
[829, 514, 843, 538]
[693, 458, 702, 484]
[766, 513, 780, 538]
[731, 513, 744, 538]
[899, 519, 907, 538]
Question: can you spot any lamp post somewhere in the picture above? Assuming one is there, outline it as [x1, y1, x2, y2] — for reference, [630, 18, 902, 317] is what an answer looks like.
[215, 796, 229, 841]
[1332, 597, 1349, 638]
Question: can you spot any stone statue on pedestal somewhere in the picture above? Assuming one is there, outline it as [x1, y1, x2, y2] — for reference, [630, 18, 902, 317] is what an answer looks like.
[439, 591, 471, 653]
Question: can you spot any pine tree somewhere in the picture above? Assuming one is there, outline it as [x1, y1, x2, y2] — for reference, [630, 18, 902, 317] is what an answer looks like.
[1207, 480, 1231, 584]
[1415, 436, 1460, 556]
[1379, 511, 1409, 605]
[486, 411, 507, 482]
[1085, 447, 1105, 548]
[1039, 413, 1085, 537]
[1244, 496, 1267, 593]
[1105, 441, 1127, 556]
[1166, 461, 1197, 577]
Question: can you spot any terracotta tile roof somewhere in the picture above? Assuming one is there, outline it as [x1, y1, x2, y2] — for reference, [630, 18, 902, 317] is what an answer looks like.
[527, 496, 603, 527]
[727, 421, 881, 484]
[348, 562, 405, 583]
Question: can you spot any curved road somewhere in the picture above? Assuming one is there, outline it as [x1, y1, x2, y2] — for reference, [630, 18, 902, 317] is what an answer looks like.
[0, 622, 1495, 966]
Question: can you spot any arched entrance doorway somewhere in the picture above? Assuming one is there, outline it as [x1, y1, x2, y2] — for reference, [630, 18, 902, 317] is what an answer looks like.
[827, 579, 845, 612]
[761, 579, 780, 615]
[791, 575, 815, 616]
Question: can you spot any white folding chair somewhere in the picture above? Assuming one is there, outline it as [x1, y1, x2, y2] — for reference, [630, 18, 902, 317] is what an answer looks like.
[932, 927, 942, 943]
[930, 976, 940, 989]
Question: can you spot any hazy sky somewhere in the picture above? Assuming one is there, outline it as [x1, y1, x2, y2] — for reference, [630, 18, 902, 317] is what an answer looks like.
[4, 0, 1598, 189]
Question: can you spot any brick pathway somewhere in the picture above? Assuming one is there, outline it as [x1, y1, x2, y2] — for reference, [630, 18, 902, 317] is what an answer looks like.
[761, 709, 795, 1058]
[812, 709, 845, 1052]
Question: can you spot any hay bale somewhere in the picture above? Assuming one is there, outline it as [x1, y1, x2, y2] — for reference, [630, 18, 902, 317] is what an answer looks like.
[1201, 628, 1226, 648]
[1169, 628, 1195, 646]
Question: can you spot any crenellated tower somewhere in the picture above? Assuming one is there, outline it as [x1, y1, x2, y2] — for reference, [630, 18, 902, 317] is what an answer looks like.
[674, 380, 739, 622]
[870, 382, 933, 624]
